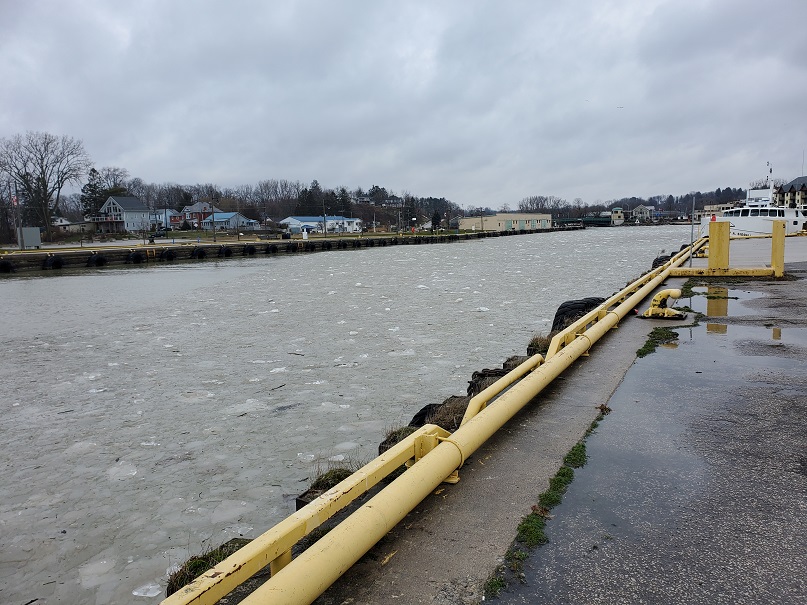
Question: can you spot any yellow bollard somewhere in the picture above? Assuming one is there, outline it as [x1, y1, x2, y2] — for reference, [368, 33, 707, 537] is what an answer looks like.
[771, 220, 785, 277]
[708, 221, 730, 270]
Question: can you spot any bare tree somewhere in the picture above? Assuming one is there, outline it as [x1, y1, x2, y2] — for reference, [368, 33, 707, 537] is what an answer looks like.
[98, 166, 130, 189]
[0, 131, 92, 240]
[60, 192, 84, 222]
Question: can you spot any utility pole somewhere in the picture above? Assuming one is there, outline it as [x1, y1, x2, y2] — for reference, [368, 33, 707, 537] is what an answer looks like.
[211, 195, 217, 243]
[14, 183, 24, 251]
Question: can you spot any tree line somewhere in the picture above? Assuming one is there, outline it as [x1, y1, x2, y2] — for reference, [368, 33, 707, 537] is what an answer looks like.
[0, 130, 772, 243]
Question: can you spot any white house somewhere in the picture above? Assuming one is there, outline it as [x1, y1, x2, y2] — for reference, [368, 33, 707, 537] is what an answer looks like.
[200, 212, 257, 231]
[630, 205, 656, 223]
[280, 215, 363, 234]
[88, 196, 149, 233]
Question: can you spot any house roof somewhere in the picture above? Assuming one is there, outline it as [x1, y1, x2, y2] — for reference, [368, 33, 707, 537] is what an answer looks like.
[282, 215, 358, 223]
[107, 196, 147, 211]
[781, 176, 807, 190]
[182, 202, 224, 213]
[203, 212, 245, 220]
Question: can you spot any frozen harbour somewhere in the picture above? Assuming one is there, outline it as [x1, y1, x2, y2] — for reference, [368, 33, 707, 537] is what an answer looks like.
[0, 226, 692, 604]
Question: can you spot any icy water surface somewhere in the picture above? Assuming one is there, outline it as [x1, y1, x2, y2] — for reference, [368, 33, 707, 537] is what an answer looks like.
[0, 226, 690, 603]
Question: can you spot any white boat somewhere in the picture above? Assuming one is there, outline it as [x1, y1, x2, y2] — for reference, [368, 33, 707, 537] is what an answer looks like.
[700, 187, 807, 237]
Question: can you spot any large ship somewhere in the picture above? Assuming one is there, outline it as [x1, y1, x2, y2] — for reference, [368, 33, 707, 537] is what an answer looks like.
[700, 185, 806, 237]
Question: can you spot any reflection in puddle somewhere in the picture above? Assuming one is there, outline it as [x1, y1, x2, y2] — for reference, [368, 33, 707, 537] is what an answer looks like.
[688, 287, 783, 341]
[705, 286, 729, 317]
[685, 286, 763, 317]
[707, 322, 728, 334]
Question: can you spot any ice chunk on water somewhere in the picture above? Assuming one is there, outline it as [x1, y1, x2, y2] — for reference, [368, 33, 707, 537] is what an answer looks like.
[107, 461, 137, 479]
[79, 558, 115, 588]
[132, 582, 162, 597]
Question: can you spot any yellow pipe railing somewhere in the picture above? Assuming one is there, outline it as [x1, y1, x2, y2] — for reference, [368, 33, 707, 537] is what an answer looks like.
[162, 239, 706, 605]
[161, 423, 450, 605]
[459, 352, 545, 426]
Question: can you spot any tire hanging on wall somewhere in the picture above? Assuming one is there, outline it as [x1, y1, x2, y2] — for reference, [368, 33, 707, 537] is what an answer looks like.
[551, 296, 606, 332]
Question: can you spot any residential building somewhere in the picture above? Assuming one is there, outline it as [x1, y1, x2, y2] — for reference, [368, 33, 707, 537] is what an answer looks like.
[775, 177, 807, 208]
[280, 215, 363, 234]
[200, 212, 259, 231]
[88, 196, 149, 233]
[630, 205, 656, 223]
[150, 208, 181, 230]
[180, 202, 224, 229]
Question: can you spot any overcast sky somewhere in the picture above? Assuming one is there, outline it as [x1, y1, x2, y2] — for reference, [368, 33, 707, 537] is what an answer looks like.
[2, 0, 806, 207]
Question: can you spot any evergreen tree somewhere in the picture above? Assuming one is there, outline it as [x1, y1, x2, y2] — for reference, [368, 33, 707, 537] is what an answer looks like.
[80, 168, 106, 217]
[337, 187, 352, 216]
[432, 210, 441, 232]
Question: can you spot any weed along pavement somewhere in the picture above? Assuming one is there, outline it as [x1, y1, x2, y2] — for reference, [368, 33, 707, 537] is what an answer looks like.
[312, 243, 807, 605]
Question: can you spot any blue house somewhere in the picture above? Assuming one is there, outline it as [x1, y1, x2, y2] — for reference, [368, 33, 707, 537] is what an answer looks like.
[200, 212, 258, 231]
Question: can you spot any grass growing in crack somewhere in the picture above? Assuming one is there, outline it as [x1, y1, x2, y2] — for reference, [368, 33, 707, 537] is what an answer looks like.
[500, 429, 601, 595]
[538, 490, 562, 508]
[484, 574, 507, 598]
[564, 442, 587, 468]
[550, 465, 574, 490]
[517, 512, 548, 548]
[636, 326, 679, 358]
[539, 466, 576, 509]
[505, 547, 528, 572]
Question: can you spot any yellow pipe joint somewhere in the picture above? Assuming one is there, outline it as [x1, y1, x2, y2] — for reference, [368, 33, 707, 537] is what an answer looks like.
[642, 288, 685, 318]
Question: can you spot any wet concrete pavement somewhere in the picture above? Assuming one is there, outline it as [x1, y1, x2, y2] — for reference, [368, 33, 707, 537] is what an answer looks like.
[313, 241, 807, 605]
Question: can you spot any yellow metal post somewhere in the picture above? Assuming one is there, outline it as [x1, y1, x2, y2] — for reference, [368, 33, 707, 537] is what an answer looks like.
[708, 221, 730, 270]
[771, 220, 785, 277]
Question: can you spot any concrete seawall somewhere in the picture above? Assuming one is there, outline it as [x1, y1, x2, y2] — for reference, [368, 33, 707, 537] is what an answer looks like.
[0, 227, 581, 275]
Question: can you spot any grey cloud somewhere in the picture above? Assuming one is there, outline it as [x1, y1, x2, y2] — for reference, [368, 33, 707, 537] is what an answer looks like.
[2, 0, 807, 207]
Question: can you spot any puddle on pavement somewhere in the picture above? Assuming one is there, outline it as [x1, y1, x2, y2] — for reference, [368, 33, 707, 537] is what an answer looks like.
[677, 287, 786, 337]
[681, 286, 764, 318]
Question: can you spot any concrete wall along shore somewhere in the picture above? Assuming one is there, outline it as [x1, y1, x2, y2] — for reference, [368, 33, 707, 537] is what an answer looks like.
[0, 228, 581, 274]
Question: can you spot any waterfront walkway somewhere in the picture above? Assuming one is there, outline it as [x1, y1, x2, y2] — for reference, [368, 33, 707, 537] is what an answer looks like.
[313, 237, 807, 604]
